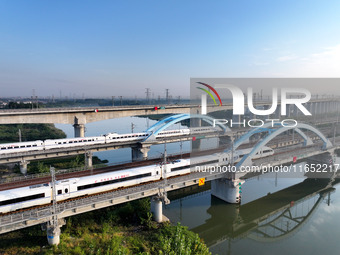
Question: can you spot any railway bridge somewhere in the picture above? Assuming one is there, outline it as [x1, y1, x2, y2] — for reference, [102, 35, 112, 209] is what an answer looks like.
[0, 115, 339, 245]
[0, 97, 338, 137]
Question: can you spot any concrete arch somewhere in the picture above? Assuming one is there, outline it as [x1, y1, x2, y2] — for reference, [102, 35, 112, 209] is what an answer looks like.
[236, 123, 332, 167]
[144, 113, 230, 142]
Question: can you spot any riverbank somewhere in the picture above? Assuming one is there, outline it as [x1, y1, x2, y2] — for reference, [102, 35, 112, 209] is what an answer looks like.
[0, 199, 211, 255]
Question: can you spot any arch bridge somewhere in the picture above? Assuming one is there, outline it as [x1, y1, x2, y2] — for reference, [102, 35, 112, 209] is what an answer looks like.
[227, 122, 333, 168]
[143, 113, 230, 142]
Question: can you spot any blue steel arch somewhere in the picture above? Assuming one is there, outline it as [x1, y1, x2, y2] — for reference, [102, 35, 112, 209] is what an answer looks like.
[236, 123, 332, 168]
[233, 122, 315, 150]
[144, 114, 230, 142]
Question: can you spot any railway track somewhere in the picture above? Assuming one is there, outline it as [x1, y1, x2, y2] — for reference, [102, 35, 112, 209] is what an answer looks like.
[0, 148, 225, 192]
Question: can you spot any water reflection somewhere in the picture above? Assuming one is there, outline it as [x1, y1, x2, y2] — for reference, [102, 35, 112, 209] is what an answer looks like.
[164, 172, 340, 255]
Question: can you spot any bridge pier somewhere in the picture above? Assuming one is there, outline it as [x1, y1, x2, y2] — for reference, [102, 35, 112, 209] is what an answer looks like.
[131, 144, 150, 161]
[219, 136, 231, 148]
[150, 196, 169, 223]
[211, 178, 245, 203]
[42, 218, 66, 246]
[19, 160, 29, 175]
[85, 151, 93, 168]
[73, 124, 85, 137]
[192, 139, 201, 151]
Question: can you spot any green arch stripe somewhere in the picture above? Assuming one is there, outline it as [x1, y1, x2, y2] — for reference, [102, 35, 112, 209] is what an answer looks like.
[196, 87, 217, 105]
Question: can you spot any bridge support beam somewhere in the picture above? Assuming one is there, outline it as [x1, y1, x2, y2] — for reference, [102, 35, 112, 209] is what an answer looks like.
[211, 178, 245, 204]
[73, 124, 85, 137]
[19, 160, 29, 175]
[131, 144, 150, 161]
[85, 151, 93, 168]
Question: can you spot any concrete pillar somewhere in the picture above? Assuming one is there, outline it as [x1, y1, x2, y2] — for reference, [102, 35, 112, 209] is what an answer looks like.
[192, 138, 201, 151]
[85, 151, 93, 168]
[151, 197, 163, 223]
[219, 136, 231, 148]
[47, 223, 61, 246]
[275, 104, 281, 119]
[150, 196, 169, 223]
[191, 118, 202, 128]
[73, 124, 85, 137]
[314, 102, 318, 115]
[42, 219, 66, 246]
[211, 178, 245, 203]
[132, 144, 150, 161]
[19, 160, 29, 175]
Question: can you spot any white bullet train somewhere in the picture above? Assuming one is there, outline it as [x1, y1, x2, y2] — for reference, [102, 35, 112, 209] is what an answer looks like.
[0, 146, 274, 214]
[0, 127, 219, 154]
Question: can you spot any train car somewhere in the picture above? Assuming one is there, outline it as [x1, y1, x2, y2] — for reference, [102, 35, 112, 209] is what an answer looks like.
[44, 136, 105, 149]
[0, 183, 51, 213]
[234, 146, 274, 161]
[69, 165, 161, 199]
[0, 140, 44, 154]
[0, 147, 275, 214]
[105, 132, 148, 143]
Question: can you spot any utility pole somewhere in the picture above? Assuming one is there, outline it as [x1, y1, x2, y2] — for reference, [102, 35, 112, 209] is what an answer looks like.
[112, 96, 115, 106]
[165, 89, 169, 104]
[50, 167, 58, 231]
[145, 88, 151, 104]
[18, 129, 22, 142]
[119, 96, 123, 106]
[131, 123, 136, 133]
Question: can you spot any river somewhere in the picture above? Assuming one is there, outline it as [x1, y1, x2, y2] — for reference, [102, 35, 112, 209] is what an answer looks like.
[55, 118, 340, 255]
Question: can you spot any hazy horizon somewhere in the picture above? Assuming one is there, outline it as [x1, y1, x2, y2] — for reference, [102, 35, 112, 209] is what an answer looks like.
[1, 1, 340, 98]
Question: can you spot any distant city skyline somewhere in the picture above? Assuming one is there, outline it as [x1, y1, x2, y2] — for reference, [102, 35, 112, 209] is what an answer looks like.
[1, 0, 340, 97]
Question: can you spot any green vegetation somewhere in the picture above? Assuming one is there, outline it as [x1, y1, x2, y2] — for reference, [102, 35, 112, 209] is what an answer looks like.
[13, 155, 108, 174]
[0, 124, 66, 143]
[0, 199, 211, 255]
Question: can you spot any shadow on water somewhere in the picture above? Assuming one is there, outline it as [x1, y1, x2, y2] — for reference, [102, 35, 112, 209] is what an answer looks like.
[164, 175, 340, 255]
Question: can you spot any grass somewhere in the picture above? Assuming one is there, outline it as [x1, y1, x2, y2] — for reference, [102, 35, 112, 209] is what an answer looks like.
[0, 199, 211, 255]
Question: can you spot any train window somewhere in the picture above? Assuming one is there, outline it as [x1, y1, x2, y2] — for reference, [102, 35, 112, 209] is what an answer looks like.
[14, 146, 19, 149]
[0, 193, 45, 206]
[27, 145, 31, 147]
[156, 171, 159, 175]
[77, 172, 152, 191]
[69, 141, 73, 143]
[33, 144, 37, 147]
[74, 141, 78, 143]
[20, 146, 25, 148]
[65, 188, 69, 193]
[171, 159, 219, 172]
[63, 142, 66, 144]
[58, 190, 62, 195]
[1, 147, 6, 150]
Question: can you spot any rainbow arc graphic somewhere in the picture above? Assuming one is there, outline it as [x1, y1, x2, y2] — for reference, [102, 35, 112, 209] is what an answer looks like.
[196, 82, 222, 106]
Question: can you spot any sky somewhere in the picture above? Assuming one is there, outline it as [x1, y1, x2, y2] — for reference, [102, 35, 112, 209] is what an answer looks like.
[1, 0, 340, 99]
